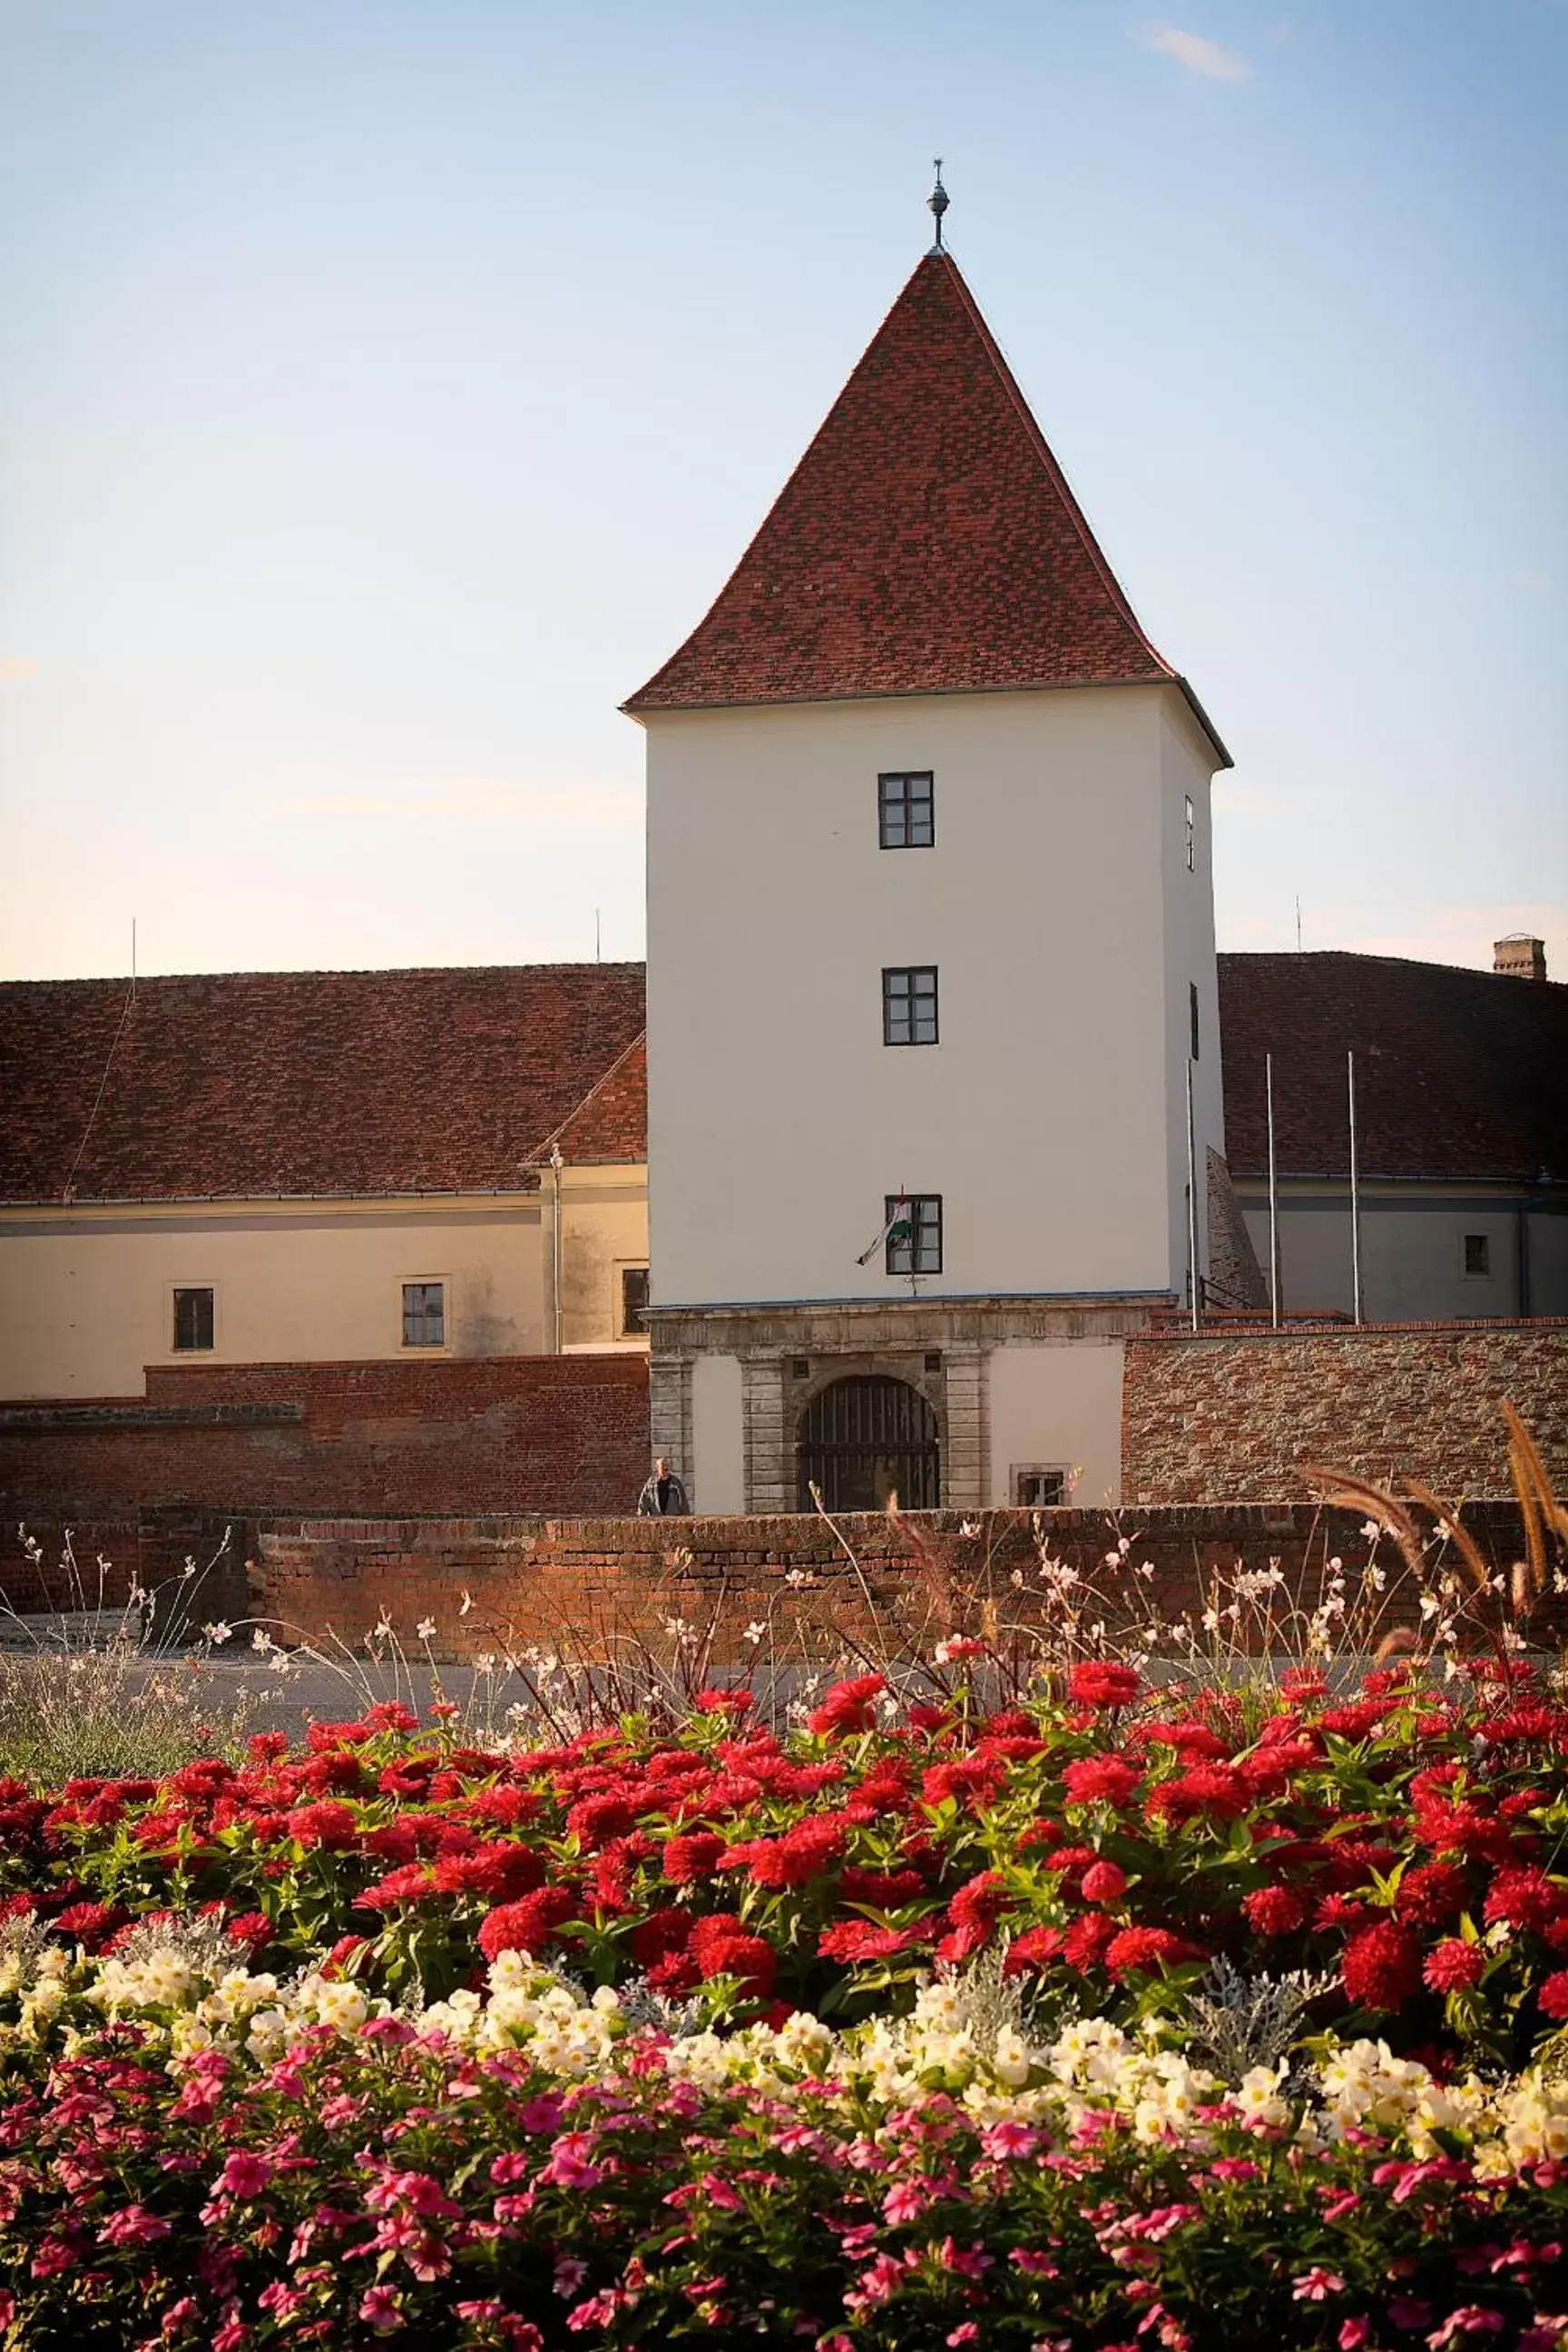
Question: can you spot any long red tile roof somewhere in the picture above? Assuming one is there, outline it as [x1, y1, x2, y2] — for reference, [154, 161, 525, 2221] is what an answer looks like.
[625, 250, 1186, 717]
[0, 965, 646, 1202]
[1219, 953, 1568, 1185]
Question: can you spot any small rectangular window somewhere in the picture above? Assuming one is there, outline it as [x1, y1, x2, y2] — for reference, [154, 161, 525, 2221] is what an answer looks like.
[887, 1193, 942, 1276]
[1463, 1233, 1491, 1278]
[878, 770, 935, 849]
[1184, 794, 1195, 873]
[401, 1281, 446, 1348]
[620, 1265, 651, 1336]
[882, 965, 939, 1045]
[1014, 1467, 1066, 1508]
[1189, 982, 1200, 1062]
[172, 1287, 214, 1352]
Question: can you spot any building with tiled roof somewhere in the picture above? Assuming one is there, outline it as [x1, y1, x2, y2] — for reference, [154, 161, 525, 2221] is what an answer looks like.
[0, 965, 649, 1396]
[1218, 946, 1567, 1320]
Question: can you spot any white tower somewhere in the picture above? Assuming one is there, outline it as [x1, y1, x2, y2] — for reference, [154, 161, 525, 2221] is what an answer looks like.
[626, 199, 1232, 1514]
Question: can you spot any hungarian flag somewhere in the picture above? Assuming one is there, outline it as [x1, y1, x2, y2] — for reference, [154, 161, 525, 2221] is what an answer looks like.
[857, 1189, 912, 1267]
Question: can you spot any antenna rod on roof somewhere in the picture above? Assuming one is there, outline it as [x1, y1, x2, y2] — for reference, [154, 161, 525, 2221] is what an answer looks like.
[594, 908, 602, 963]
[1295, 897, 1302, 954]
[131, 917, 137, 999]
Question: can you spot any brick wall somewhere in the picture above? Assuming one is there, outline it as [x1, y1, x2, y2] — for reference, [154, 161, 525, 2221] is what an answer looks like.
[1122, 1320, 1568, 1504]
[250, 1498, 1538, 1665]
[0, 1509, 250, 1621]
[0, 1357, 651, 1520]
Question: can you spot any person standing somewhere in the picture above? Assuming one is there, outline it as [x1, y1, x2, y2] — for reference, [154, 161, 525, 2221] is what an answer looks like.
[636, 1456, 691, 1516]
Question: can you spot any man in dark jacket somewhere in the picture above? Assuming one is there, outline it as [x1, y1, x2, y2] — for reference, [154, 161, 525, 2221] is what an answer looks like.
[636, 1456, 691, 1516]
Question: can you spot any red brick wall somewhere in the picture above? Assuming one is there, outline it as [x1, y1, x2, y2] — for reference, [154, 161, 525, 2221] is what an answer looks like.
[1122, 1321, 1568, 1504]
[250, 1499, 1537, 1664]
[0, 1357, 651, 1520]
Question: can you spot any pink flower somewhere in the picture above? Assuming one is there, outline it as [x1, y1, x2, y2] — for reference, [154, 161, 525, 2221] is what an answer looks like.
[540, 2132, 603, 2190]
[218, 2151, 272, 2199]
[98, 2203, 172, 2247]
[1293, 2269, 1347, 2302]
[1339, 2323, 1372, 2350]
[948, 2328, 981, 2347]
[981, 2120, 1041, 2159]
[1426, 2313, 1506, 2347]
[359, 2285, 405, 2333]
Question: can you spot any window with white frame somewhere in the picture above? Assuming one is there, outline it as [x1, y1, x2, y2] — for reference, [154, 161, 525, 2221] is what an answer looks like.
[1014, 1466, 1067, 1508]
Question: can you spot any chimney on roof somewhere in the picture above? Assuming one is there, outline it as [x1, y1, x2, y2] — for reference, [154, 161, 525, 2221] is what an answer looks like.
[1494, 934, 1547, 982]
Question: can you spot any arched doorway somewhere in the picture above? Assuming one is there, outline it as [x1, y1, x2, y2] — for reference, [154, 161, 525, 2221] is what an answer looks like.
[797, 1376, 940, 1513]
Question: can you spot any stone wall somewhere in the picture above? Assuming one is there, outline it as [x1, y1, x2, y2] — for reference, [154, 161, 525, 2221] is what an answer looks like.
[250, 1498, 1537, 1665]
[1122, 1319, 1568, 1504]
[0, 1356, 651, 1519]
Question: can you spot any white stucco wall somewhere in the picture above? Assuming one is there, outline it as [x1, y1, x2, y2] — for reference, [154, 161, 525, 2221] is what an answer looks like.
[1159, 704, 1226, 1300]
[643, 684, 1223, 1311]
[1235, 1185, 1567, 1321]
[0, 1200, 547, 1397]
[987, 1340, 1125, 1508]
[691, 1351, 746, 1512]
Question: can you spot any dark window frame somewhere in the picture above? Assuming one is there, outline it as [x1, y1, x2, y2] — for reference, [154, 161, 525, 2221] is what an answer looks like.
[1014, 1466, 1067, 1508]
[882, 964, 939, 1046]
[401, 1280, 446, 1348]
[1463, 1233, 1491, 1279]
[619, 1264, 651, 1337]
[878, 770, 935, 850]
[172, 1287, 214, 1353]
[887, 1192, 942, 1277]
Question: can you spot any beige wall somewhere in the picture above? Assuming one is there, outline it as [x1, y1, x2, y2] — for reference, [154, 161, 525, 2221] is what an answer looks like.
[554, 1169, 651, 1352]
[643, 684, 1225, 1315]
[987, 1340, 1125, 1509]
[2, 1191, 578, 1398]
[1236, 1184, 1568, 1322]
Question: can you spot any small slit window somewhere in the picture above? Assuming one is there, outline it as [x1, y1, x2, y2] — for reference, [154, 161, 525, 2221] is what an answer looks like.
[1463, 1234, 1491, 1279]
[1190, 982, 1200, 1062]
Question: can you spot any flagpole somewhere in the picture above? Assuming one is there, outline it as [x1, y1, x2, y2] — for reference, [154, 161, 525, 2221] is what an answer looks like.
[1266, 1052, 1280, 1328]
[1348, 1048, 1363, 1327]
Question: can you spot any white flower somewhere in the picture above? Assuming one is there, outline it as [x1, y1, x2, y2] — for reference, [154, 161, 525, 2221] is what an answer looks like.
[742, 1621, 766, 1645]
[1361, 1520, 1382, 1542]
[251, 1628, 276, 1654]
[416, 1619, 437, 1642]
[202, 1622, 232, 1646]
[459, 1590, 475, 1617]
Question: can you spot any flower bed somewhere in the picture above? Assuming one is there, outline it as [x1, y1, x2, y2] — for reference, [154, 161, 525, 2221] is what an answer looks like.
[4, 1660, 1568, 2345]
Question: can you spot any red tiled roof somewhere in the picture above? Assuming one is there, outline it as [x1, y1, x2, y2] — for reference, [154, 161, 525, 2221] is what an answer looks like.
[625, 250, 1194, 720]
[1219, 953, 1568, 1186]
[533, 1034, 647, 1165]
[0, 965, 646, 1202]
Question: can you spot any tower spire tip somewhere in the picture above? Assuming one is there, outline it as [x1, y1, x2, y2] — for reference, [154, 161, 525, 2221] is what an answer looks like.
[926, 159, 949, 254]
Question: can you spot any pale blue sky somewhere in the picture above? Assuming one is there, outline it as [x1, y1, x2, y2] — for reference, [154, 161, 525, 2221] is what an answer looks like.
[1, 0, 1563, 983]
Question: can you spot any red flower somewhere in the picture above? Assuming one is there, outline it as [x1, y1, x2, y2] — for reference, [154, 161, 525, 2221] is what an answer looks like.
[1062, 1758, 1141, 1809]
[1080, 1861, 1128, 1906]
[808, 1675, 887, 1738]
[1539, 1970, 1568, 2020]
[1243, 1886, 1308, 1937]
[693, 1689, 752, 1716]
[1104, 1926, 1196, 1980]
[662, 1833, 725, 1885]
[1483, 1867, 1565, 1936]
[566, 1795, 640, 1850]
[477, 1888, 578, 1960]
[629, 1907, 693, 1967]
[1003, 1925, 1065, 1976]
[1423, 1939, 1484, 1994]
[51, 1901, 123, 1951]
[1062, 1912, 1118, 1973]
[224, 1911, 273, 1954]
[817, 1921, 925, 1963]
[1068, 1663, 1142, 1712]
[689, 1913, 777, 1999]
[1396, 1862, 1470, 1927]
[1340, 1920, 1421, 2012]
[1146, 1765, 1250, 1825]
[284, 1800, 359, 1851]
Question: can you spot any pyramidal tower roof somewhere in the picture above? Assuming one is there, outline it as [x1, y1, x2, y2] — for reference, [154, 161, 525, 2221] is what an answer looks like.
[626, 246, 1220, 750]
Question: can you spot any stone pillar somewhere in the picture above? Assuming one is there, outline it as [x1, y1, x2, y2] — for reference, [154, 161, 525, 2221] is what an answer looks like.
[741, 1353, 789, 1513]
[943, 1343, 989, 1510]
[649, 1353, 692, 1489]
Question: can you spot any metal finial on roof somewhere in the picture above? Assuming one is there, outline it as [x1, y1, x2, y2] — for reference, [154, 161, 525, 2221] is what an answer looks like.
[926, 159, 949, 253]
